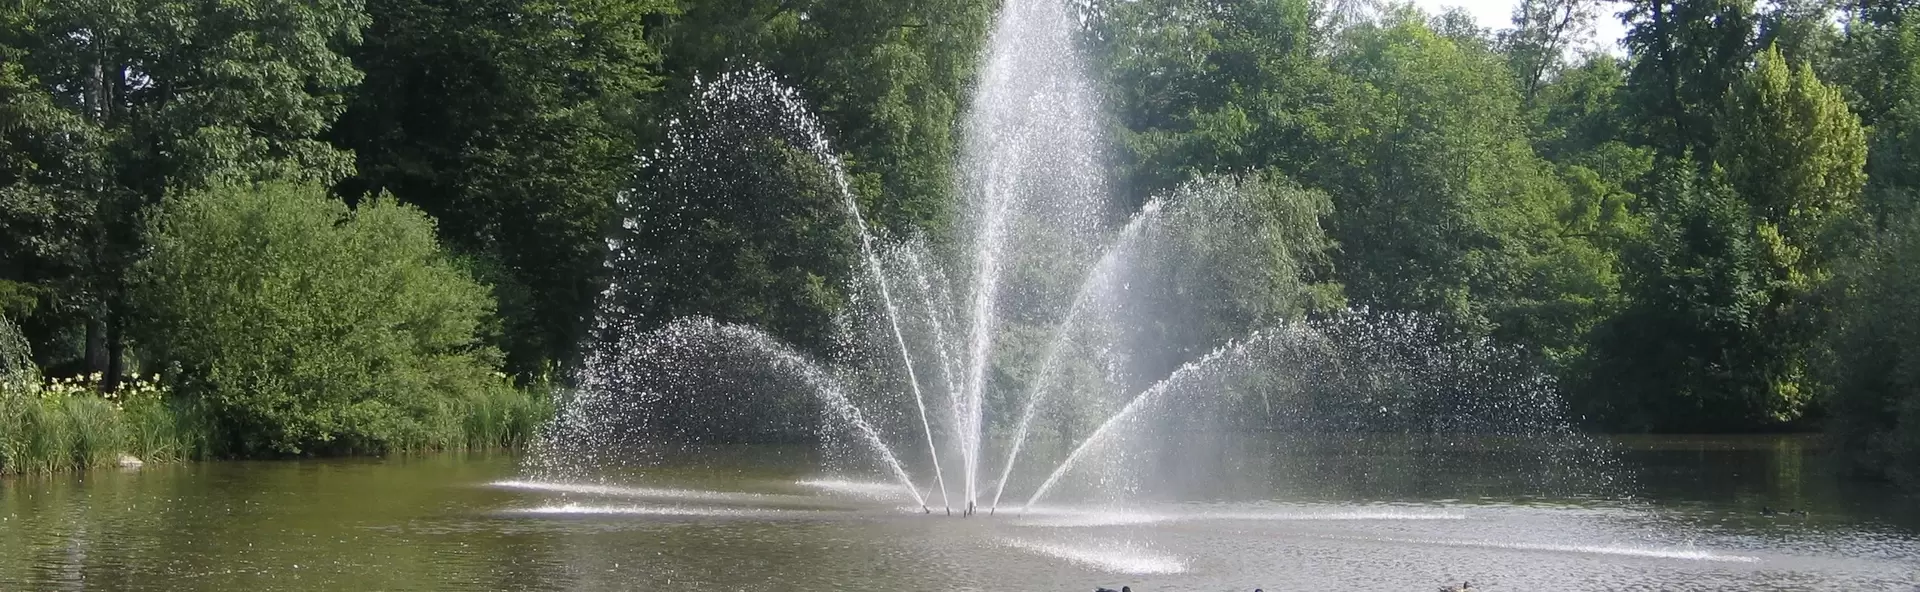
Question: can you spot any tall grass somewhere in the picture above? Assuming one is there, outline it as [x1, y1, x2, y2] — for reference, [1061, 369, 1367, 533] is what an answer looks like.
[1, 393, 69, 474]
[0, 374, 203, 475]
[459, 379, 553, 450]
[1, 369, 550, 473]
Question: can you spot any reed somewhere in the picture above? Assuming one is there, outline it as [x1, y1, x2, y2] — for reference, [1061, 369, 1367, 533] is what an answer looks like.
[459, 375, 553, 450]
[0, 374, 199, 475]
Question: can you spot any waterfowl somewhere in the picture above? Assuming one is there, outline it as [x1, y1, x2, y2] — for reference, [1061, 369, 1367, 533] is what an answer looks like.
[1439, 582, 1474, 592]
[1093, 587, 1131, 592]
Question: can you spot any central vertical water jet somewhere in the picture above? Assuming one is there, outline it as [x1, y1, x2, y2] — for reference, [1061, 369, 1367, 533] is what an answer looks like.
[957, 0, 1111, 510]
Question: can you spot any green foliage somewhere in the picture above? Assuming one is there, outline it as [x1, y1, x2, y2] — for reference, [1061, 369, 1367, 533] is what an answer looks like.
[132, 181, 524, 456]
[650, 0, 991, 237]
[0, 314, 30, 384]
[1834, 16, 1920, 224]
[1501, 0, 1600, 102]
[1588, 45, 1868, 430]
[0, 373, 186, 474]
[332, 0, 669, 376]
[613, 131, 857, 353]
[1715, 45, 1868, 251]
[1620, 0, 1758, 155]
[1823, 212, 1920, 488]
[1090, 0, 1333, 202]
[1756, 0, 1841, 70]
[1, 0, 369, 387]
[1585, 164, 1773, 430]
[1529, 56, 1634, 161]
[1125, 172, 1341, 371]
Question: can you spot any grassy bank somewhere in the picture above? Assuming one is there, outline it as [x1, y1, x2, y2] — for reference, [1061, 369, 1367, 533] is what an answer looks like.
[0, 375, 195, 475]
[0, 372, 552, 476]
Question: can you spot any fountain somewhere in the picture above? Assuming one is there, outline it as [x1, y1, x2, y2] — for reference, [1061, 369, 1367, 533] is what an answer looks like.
[520, 0, 1610, 518]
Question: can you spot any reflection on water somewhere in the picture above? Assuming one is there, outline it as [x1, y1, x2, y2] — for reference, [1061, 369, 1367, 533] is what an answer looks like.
[1, 438, 1916, 591]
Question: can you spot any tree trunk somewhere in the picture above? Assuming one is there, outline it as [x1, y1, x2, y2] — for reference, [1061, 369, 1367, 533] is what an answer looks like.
[84, 308, 107, 380]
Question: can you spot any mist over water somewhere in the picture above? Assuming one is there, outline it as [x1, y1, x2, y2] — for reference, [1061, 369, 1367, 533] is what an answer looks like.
[527, 0, 1621, 510]
[488, 0, 1920, 588]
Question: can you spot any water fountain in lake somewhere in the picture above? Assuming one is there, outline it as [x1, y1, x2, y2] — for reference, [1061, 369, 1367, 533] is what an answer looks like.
[520, 0, 1610, 515]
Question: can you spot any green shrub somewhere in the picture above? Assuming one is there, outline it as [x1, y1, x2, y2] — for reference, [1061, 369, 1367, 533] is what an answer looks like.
[0, 315, 31, 387]
[133, 181, 536, 456]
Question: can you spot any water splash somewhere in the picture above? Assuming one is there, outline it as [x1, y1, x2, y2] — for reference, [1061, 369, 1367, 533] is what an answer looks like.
[1317, 534, 1763, 563]
[987, 200, 1159, 512]
[502, 504, 799, 519]
[1000, 539, 1189, 574]
[1023, 330, 1297, 509]
[701, 70, 953, 513]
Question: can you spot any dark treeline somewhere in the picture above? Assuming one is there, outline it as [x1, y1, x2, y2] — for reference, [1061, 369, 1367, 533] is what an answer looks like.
[1, 0, 1917, 486]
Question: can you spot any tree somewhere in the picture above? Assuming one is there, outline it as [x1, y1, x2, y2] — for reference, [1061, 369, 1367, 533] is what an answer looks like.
[1588, 49, 1868, 431]
[331, 0, 668, 377]
[1823, 210, 1920, 488]
[1092, 0, 1626, 368]
[1528, 56, 1633, 160]
[1322, 12, 1627, 353]
[1089, 0, 1338, 206]
[1502, 0, 1601, 103]
[1831, 11, 1920, 222]
[1757, 0, 1842, 69]
[1120, 171, 1341, 376]
[1714, 44, 1868, 423]
[1582, 163, 1775, 430]
[0, 53, 99, 346]
[1621, 0, 1759, 156]
[647, 0, 991, 237]
[0, 0, 366, 386]
[1715, 45, 1868, 252]
[602, 75, 858, 354]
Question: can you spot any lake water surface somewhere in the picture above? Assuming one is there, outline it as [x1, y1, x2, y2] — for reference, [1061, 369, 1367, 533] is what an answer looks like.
[2, 436, 1916, 591]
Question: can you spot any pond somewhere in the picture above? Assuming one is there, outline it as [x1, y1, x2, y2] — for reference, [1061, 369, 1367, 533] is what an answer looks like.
[2, 436, 1916, 591]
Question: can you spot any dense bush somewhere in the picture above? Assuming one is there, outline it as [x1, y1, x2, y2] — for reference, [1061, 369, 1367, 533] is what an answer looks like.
[133, 182, 539, 456]
[1824, 213, 1920, 488]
